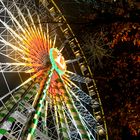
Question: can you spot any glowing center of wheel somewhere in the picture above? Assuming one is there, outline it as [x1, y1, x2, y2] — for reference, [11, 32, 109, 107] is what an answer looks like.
[49, 48, 66, 75]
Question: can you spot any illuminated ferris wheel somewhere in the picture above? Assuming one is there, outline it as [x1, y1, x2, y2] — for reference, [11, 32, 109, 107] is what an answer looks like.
[0, 0, 108, 140]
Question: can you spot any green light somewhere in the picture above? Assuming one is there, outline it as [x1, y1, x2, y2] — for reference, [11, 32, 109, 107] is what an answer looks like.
[49, 48, 65, 75]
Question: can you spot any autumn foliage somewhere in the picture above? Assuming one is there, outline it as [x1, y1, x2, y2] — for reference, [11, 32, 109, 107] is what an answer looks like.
[79, 22, 140, 140]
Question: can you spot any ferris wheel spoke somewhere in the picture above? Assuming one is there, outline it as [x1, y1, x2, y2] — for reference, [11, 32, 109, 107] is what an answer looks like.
[26, 6, 36, 29]
[0, 38, 28, 55]
[52, 34, 57, 48]
[36, 15, 47, 51]
[62, 92, 91, 140]
[27, 68, 54, 139]
[62, 75, 92, 105]
[59, 95, 72, 139]
[64, 84, 97, 139]
[55, 94, 70, 139]
[55, 76, 91, 140]
[32, 75, 49, 108]
[53, 96, 62, 140]
[65, 57, 81, 64]
[44, 94, 49, 128]
[47, 80, 64, 139]
[49, 106, 61, 140]
[46, 24, 51, 52]
[65, 70, 91, 83]
[37, 103, 46, 132]
[0, 63, 35, 73]
[64, 108, 81, 139]
[67, 87, 97, 139]
[54, 111, 61, 140]
[67, 86, 97, 134]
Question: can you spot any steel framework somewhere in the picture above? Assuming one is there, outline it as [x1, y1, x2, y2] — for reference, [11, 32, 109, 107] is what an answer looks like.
[0, 0, 108, 140]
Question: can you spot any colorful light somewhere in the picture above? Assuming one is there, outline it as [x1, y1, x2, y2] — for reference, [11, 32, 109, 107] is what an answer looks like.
[0, 1, 97, 140]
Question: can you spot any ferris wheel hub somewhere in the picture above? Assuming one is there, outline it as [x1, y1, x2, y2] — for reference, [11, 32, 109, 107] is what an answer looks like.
[49, 48, 66, 75]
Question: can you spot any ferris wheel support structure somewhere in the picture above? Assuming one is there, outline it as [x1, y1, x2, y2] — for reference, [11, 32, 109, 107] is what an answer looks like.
[0, 0, 108, 140]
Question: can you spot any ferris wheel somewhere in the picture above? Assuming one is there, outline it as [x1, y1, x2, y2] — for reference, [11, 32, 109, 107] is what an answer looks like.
[0, 0, 108, 140]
